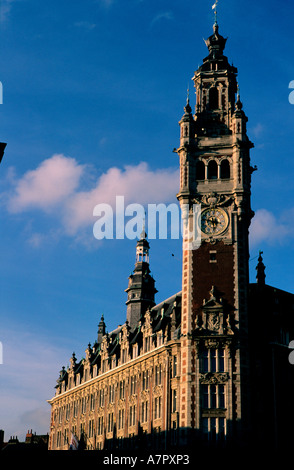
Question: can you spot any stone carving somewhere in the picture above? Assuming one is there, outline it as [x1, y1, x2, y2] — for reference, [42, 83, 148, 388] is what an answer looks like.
[193, 192, 232, 208]
[199, 372, 229, 384]
[207, 313, 220, 331]
[194, 286, 234, 337]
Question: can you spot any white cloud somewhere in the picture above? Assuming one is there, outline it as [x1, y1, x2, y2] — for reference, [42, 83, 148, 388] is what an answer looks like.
[250, 208, 291, 247]
[5, 155, 179, 241]
[64, 162, 179, 234]
[7, 154, 86, 213]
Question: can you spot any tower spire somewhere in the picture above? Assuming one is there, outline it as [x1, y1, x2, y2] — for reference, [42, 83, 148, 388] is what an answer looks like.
[212, 0, 218, 27]
[186, 85, 190, 105]
[140, 213, 147, 240]
[125, 238, 157, 331]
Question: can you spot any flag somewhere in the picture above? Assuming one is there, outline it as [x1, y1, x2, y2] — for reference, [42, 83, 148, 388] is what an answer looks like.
[69, 433, 79, 450]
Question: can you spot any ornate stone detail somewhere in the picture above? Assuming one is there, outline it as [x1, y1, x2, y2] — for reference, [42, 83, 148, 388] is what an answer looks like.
[207, 312, 220, 332]
[140, 390, 149, 400]
[193, 192, 232, 208]
[153, 385, 163, 395]
[199, 372, 229, 384]
[204, 338, 222, 349]
[194, 286, 235, 337]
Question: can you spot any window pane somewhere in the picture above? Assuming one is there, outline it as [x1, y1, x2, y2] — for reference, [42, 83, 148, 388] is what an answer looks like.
[202, 385, 209, 408]
[210, 385, 217, 408]
[218, 418, 225, 440]
[210, 418, 217, 441]
[202, 348, 209, 372]
[202, 418, 209, 437]
[218, 349, 225, 372]
[210, 349, 216, 372]
[219, 385, 225, 408]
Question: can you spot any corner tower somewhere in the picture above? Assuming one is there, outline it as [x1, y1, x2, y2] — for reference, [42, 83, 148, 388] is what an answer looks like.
[176, 21, 255, 446]
[125, 233, 157, 331]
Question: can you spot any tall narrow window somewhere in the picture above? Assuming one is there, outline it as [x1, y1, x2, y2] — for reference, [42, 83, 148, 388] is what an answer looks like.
[209, 87, 219, 110]
[118, 409, 124, 429]
[211, 385, 217, 408]
[172, 389, 177, 412]
[90, 394, 95, 411]
[218, 349, 225, 372]
[220, 159, 230, 179]
[155, 364, 162, 385]
[210, 349, 217, 372]
[129, 405, 136, 426]
[108, 412, 114, 433]
[141, 401, 148, 423]
[202, 349, 209, 373]
[119, 380, 125, 399]
[207, 160, 218, 180]
[219, 385, 225, 408]
[173, 355, 177, 378]
[196, 160, 205, 180]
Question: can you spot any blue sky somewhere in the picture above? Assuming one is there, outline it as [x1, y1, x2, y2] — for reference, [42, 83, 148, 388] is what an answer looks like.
[0, 0, 294, 441]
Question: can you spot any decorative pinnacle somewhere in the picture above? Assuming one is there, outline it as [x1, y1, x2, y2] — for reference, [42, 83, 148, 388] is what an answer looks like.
[187, 85, 190, 105]
[256, 251, 266, 285]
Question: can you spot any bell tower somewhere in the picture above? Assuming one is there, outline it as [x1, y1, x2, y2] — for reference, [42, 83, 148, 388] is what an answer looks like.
[176, 20, 255, 446]
[125, 232, 157, 331]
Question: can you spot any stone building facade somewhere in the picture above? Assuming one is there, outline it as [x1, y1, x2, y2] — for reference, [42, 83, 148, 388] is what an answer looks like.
[48, 21, 294, 452]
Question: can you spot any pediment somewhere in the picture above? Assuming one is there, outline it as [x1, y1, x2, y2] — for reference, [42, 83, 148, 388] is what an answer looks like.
[202, 298, 223, 310]
[202, 285, 224, 311]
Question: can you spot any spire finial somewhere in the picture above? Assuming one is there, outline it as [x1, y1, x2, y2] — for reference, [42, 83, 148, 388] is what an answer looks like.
[235, 81, 243, 110]
[183, 85, 192, 115]
[256, 250, 266, 286]
[140, 212, 147, 240]
[212, 0, 218, 27]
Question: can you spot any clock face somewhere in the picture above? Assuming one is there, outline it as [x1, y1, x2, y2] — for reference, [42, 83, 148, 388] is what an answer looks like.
[200, 208, 228, 235]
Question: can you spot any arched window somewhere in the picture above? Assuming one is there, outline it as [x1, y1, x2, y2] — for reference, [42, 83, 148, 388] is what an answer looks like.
[196, 160, 205, 180]
[207, 160, 218, 180]
[209, 87, 219, 110]
[220, 159, 230, 179]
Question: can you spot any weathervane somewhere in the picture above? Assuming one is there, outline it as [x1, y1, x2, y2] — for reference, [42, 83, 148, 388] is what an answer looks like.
[212, 0, 218, 25]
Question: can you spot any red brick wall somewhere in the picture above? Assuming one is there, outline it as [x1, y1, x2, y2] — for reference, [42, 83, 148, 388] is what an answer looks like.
[191, 241, 235, 327]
